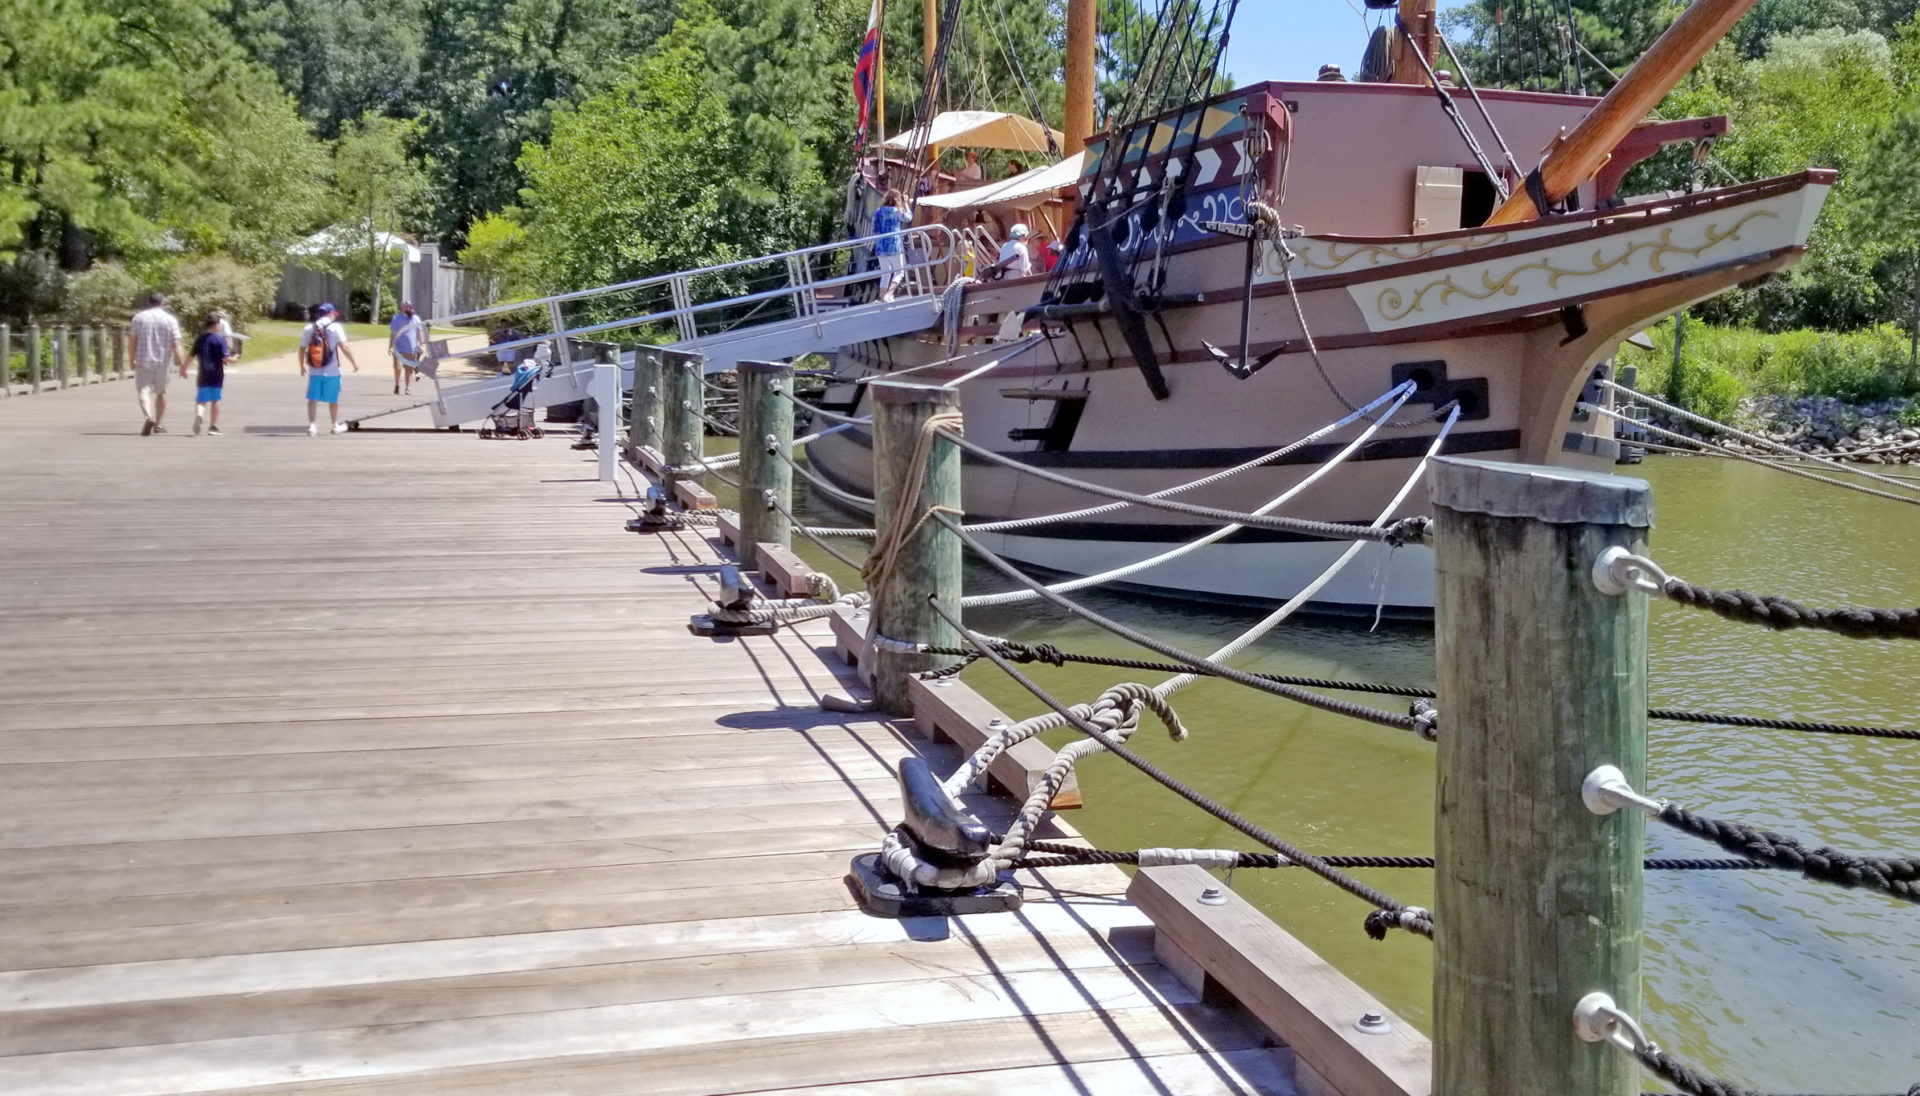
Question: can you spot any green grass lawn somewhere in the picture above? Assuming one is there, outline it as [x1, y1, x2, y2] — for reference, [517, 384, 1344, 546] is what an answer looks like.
[240, 320, 480, 362]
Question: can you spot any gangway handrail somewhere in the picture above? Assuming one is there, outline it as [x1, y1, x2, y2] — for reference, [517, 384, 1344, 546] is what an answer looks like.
[425, 225, 957, 333]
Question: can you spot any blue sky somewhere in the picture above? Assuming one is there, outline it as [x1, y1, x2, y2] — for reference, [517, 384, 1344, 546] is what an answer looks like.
[1220, 0, 1470, 83]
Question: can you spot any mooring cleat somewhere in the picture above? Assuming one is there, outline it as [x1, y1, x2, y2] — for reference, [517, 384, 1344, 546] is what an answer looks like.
[626, 486, 683, 532]
[897, 757, 993, 864]
[846, 757, 1019, 918]
[848, 852, 1021, 918]
[688, 564, 775, 636]
[688, 613, 777, 637]
[716, 564, 756, 612]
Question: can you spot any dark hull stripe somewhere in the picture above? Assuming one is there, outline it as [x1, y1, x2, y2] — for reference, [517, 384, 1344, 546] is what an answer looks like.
[814, 425, 1520, 470]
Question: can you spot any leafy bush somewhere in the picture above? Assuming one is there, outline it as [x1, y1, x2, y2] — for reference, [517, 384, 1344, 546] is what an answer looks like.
[62, 262, 145, 324]
[1622, 318, 1920, 413]
[164, 256, 278, 329]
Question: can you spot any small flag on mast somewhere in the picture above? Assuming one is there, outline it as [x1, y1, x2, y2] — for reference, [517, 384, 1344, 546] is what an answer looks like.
[854, 0, 882, 145]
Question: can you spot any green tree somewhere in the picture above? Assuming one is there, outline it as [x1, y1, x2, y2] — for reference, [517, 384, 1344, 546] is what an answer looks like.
[222, 0, 427, 137]
[412, 0, 677, 245]
[318, 113, 429, 321]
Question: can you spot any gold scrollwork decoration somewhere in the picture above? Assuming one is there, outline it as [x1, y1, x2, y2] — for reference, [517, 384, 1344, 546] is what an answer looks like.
[1293, 233, 1511, 271]
[1374, 210, 1778, 323]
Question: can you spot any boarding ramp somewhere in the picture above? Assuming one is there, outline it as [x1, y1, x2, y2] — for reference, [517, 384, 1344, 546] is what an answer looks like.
[350, 228, 956, 430]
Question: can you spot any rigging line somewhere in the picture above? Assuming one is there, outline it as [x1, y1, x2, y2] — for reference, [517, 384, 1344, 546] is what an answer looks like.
[1574, 34, 1619, 80]
[771, 446, 878, 510]
[1602, 379, 1920, 497]
[773, 386, 873, 426]
[985, 0, 1057, 156]
[1593, 384, 1920, 500]
[1433, 27, 1521, 178]
[966, 382, 1413, 534]
[1276, 238, 1431, 428]
[960, 385, 1419, 607]
[792, 421, 856, 448]
[928, 594, 1433, 931]
[1560, 0, 1584, 93]
[1397, 18, 1510, 201]
[1158, 404, 1461, 696]
[767, 495, 872, 572]
[939, 426, 1433, 542]
[933, 513, 1420, 731]
[689, 407, 739, 436]
[1585, 404, 1920, 508]
[903, 640, 1920, 738]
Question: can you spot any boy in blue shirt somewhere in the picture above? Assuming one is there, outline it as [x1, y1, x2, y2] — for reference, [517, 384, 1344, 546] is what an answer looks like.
[189, 314, 231, 436]
[872, 189, 908, 301]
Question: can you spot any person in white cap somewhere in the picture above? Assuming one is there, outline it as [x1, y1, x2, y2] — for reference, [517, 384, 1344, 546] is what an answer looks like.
[994, 223, 1032, 280]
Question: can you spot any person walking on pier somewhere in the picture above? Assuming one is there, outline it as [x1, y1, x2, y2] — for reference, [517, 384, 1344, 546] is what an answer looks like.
[872, 189, 908, 302]
[128, 291, 187, 436]
[188, 314, 231, 436]
[389, 300, 424, 395]
[299, 302, 360, 435]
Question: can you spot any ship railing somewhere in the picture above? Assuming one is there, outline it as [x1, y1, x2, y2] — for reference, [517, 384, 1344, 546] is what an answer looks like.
[414, 225, 959, 371]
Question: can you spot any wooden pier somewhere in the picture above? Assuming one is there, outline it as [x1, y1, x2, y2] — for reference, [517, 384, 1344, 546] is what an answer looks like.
[0, 370, 1390, 1095]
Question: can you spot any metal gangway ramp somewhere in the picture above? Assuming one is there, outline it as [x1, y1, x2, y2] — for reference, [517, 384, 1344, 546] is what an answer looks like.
[354, 227, 958, 430]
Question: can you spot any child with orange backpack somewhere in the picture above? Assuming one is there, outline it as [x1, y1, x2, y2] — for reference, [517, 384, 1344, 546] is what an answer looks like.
[298, 302, 361, 435]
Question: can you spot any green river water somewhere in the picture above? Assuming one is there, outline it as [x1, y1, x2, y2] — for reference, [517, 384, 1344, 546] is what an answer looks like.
[736, 449, 1919, 1091]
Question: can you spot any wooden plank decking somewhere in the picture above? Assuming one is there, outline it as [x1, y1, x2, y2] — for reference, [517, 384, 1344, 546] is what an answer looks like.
[0, 370, 1292, 1094]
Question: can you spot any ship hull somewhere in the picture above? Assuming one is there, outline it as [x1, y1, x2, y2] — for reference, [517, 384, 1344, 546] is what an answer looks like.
[808, 171, 1832, 610]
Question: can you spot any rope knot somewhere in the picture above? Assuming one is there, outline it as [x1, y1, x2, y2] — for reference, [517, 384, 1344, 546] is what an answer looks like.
[1363, 905, 1433, 940]
[1096, 682, 1187, 742]
[1383, 515, 1432, 547]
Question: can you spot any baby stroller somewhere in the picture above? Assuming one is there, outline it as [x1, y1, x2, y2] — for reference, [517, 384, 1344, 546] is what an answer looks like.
[479, 355, 545, 439]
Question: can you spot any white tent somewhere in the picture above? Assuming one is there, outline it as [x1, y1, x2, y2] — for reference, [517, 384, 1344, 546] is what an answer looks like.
[289, 226, 422, 263]
[880, 110, 1063, 155]
[919, 152, 1086, 212]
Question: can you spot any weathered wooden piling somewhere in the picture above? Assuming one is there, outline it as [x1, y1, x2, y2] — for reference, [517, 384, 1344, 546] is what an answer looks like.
[27, 324, 41, 391]
[112, 325, 126, 379]
[628, 346, 664, 457]
[99, 325, 115, 379]
[662, 349, 704, 487]
[75, 324, 91, 383]
[867, 383, 962, 715]
[736, 360, 794, 572]
[0, 324, 10, 394]
[53, 326, 68, 388]
[1428, 456, 1651, 1096]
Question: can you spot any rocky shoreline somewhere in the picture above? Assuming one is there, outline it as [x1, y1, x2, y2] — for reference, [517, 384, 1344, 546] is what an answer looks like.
[1642, 394, 1920, 465]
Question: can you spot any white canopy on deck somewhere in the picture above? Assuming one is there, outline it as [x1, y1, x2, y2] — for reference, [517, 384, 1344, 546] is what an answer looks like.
[919, 152, 1087, 212]
[880, 110, 1063, 155]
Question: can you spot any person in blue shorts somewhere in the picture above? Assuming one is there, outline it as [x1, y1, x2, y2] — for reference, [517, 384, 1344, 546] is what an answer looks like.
[299, 302, 361, 436]
[188, 314, 232, 436]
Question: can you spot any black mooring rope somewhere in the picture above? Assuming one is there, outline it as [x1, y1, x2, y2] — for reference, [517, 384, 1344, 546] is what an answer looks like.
[928, 595, 1435, 941]
[934, 516, 1427, 736]
[1636, 1043, 1919, 1096]
[1011, 839, 1767, 871]
[1661, 579, 1920, 641]
[912, 640, 1920, 742]
[1657, 804, 1920, 905]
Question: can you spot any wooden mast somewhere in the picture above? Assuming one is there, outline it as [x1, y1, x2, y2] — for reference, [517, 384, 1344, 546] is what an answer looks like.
[1392, 0, 1440, 84]
[1065, 0, 1097, 155]
[1483, 0, 1761, 225]
[875, 0, 887, 145]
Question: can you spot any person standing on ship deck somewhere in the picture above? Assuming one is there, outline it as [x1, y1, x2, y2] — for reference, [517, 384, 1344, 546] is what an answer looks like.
[994, 223, 1033, 280]
[873, 188, 909, 302]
